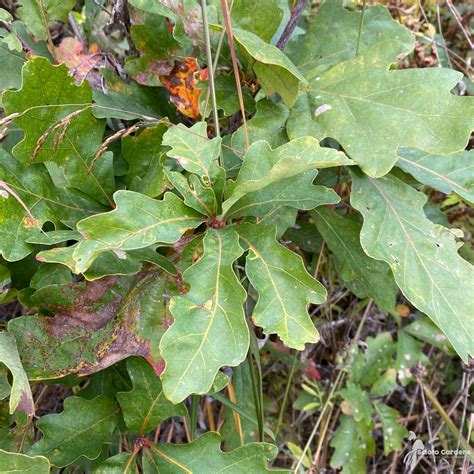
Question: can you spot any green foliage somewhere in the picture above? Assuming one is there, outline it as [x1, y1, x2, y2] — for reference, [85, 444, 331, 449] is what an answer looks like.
[0, 0, 472, 471]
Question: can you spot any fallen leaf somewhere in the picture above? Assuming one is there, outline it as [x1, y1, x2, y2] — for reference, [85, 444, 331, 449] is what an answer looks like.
[159, 58, 208, 118]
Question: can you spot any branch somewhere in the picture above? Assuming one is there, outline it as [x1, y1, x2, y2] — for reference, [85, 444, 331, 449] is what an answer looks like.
[276, 0, 307, 50]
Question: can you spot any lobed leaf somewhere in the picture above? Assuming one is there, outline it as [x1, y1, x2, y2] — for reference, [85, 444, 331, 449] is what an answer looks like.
[351, 170, 474, 362]
[160, 228, 248, 403]
[237, 223, 324, 349]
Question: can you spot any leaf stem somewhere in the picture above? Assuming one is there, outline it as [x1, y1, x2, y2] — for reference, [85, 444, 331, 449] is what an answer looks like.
[200, 0, 220, 138]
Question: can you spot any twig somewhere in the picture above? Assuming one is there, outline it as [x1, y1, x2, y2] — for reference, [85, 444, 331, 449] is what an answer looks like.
[219, 0, 249, 150]
[276, 0, 307, 50]
[68, 12, 86, 49]
[274, 351, 298, 437]
[446, 0, 474, 50]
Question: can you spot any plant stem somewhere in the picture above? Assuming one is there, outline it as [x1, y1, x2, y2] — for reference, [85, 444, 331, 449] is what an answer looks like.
[190, 394, 200, 441]
[274, 350, 298, 437]
[219, 0, 249, 149]
[200, 0, 220, 138]
[355, 0, 367, 57]
[276, 0, 307, 50]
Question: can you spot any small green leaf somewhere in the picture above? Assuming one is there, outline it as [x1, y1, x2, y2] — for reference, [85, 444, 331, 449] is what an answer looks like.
[397, 148, 474, 204]
[93, 453, 137, 474]
[163, 122, 225, 198]
[370, 368, 397, 397]
[160, 228, 248, 403]
[0, 332, 34, 415]
[117, 357, 186, 435]
[73, 192, 204, 273]
[237, 223, 325, 349]
[232, 27, 307, 107]
[28, 395, 117, 467]
[0, 40, 25, 90]
[142, 432, 290, 473]
[0, 450, 50, 473]
[395, 331, 429, 386]
[312, 207, 397, 312]
[2, 31, 22, 52]
[351, 170, 474, 362]
[330, 414, 375, 474]
[340, 382, 373, 422]
[374, 402, 408, 455]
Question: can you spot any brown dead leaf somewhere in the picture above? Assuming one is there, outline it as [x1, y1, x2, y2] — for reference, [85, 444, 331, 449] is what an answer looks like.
[159, 58, 208, 119]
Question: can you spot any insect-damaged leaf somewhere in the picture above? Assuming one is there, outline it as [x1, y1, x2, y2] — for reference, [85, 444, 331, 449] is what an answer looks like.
[237, 223, 325, 350]
[0, 332, 34, 415]
[351, 170, 474, 362]
[159, 58, 208, 119]
[312, 207, 397, 312]
[73, 191, 204, 273]
[142, 432, 291, 473]
[397, 148, 474, 204]
[221, 137, 352, 218]
[0, 148, 101, 262]
[117, 357, 186, 435]
[160, 228, 248, 403]
[8, 273, 174, 379]
[28, 395, 117, 467]
[288, 44, 474, 177]
[2, 57, 115, 206]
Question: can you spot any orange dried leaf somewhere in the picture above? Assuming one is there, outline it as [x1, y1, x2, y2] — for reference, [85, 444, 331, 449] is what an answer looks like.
[159, 58, 208, 119]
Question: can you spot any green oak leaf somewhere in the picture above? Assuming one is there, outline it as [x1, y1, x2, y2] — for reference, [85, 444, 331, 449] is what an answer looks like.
[288, 0, 414, 73]
[0, 148, 100, 262]
[0, 332, 34, 415]
[160, 228, 248, 403]
[232, 27, 307, 107]
[2, 57, 115, 206]
[165, 169, 218, 218]
[28, 395, 117, 467]
[237, 223, 325, 349]
[117, 357, 186, 435]
[288, 44, 474, 177]
[374, 402, 408, 456]
[312, 207, 397, 312]
[0, 450, 50, 473]
[30, 263, 71, 289]
[17, 0, 75, 40]
[230, 0, 283, 43]
[222, 138, 351, 218]
[8, 273, 173, 379]
[397, 148, 474, 204]
[163, 122, 225, 199]
[142, 432, 290, 473]
[73, 191, 204, 273]
[340, 382, 373, 423]
[370, 368, 397, 398]
[351, 170, 474, 362]
[330, 415, 375, 474]
[122, 125, 168, 198]
[0, 38, 25, 90]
